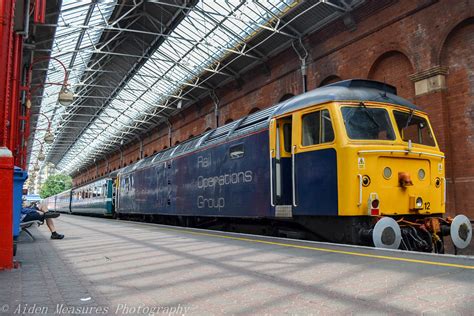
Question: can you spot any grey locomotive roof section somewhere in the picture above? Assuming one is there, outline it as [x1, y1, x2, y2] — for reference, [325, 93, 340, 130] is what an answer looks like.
[271, 79, 419, 117]
[118, 79, 418, 176]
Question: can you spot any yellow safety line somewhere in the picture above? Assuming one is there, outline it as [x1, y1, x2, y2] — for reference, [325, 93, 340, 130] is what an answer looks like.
[159, 227, 474, 270]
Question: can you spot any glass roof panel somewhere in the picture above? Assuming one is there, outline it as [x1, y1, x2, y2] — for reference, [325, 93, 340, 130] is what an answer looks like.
[28, 0, 117, 174]
[35, 0, 311, 174]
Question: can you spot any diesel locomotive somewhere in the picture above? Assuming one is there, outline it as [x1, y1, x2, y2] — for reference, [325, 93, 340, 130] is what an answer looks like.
[46, 79, 473, 253]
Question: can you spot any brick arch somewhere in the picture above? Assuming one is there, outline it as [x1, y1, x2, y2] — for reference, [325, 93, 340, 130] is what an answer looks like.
[440, 17, 474, 215]
[319, 75, 342, 87]
[248, 107, 260, 115]
[368, 51, 415, 101]
[436, 16, 474, 64]
[279, 93, 294, 102]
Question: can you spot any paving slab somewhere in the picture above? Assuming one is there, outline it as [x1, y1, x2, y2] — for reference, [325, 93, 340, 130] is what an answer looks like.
[1, 214, 473, 315]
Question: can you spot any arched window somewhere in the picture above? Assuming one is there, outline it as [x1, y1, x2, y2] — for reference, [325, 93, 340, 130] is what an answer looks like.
[188, 134, 194, 139]
[174, 141, 180, 145]
[224, 118, 234, 124]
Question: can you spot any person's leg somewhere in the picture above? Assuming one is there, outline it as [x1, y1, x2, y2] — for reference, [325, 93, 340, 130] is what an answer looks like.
[45, 218, 56, 233]
[23, 211, 64, 239]
[22, 211, 44, 222]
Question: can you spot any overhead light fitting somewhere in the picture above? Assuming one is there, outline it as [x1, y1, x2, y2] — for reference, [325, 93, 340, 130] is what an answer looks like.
[27, 56, 74, 108]
[58, 86, 74, 106]
[38, 151, 45, 161]
[44, 131, 55, 144]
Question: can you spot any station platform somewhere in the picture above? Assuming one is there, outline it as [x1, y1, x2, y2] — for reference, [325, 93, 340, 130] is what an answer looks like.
[1, 215, 474, 315]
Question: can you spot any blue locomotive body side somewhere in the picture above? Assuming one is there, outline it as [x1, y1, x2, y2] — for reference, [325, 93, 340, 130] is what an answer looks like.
[293, 149, 338, 216]
[117, 129, 340, 218]
[118, 131, 272, 217]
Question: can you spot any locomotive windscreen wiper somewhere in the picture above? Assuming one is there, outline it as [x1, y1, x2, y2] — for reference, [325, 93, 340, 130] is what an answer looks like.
[358, 102, 380, 128]
[404, 109, 414, 129]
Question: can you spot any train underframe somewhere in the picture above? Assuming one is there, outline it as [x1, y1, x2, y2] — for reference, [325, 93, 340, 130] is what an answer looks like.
[115, 212, 472, 253]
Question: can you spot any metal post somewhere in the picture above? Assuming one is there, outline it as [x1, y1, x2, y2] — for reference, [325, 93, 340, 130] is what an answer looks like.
[0, 0, 14, 147]
[10, 35, 23, 162]
[0, 147, 13, 270]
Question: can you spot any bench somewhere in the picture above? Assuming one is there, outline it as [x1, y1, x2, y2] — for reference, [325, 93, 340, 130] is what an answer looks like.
[20, 220, 44, 241]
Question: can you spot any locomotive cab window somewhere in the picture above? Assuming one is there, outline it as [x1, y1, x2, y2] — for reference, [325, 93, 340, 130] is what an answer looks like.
[393, 110, 436, 146]
[302, 109, 334, 146]
[342, 106, 395, 140]
[229, 144, 244, 159]
[123, 177, 131, 192]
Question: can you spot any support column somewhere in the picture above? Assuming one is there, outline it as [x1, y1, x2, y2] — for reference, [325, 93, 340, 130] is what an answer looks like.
[0, 148, 13, 270]
[409, 66, 456, 214]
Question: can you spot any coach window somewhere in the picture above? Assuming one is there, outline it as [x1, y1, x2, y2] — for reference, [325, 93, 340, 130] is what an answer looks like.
[302, 109, 334, 146]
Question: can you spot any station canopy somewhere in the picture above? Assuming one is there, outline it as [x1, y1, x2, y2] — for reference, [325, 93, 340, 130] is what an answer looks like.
[28, 0, 364, 176]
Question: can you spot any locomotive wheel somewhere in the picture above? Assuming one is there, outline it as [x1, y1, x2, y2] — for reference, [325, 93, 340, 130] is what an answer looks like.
[450, 215, 472, 249]
[372, 217, 402, 249]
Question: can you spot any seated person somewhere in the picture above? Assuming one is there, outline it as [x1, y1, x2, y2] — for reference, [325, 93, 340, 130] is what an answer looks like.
[21, 201, 64, 240]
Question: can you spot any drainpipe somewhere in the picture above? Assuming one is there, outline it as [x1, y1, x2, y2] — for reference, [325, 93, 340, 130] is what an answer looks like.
[135, 135, 143, 159]
[165, 119, 172, 147]
[292, 38, 309, 93]
[210, 90, 219, 128]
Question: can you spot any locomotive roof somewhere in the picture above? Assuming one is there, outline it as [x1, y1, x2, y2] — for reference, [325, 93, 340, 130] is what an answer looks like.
[272, 79, 419, 117]
[118, 79, 419, 175]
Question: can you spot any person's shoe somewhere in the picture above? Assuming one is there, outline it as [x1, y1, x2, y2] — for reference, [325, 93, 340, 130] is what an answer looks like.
[51, 232, 64, 240]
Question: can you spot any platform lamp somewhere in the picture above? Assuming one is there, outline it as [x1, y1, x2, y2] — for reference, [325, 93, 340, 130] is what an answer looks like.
[34, 139, 46, 161]
[26, 56, 74, 108]
[35, 112, 55, 144]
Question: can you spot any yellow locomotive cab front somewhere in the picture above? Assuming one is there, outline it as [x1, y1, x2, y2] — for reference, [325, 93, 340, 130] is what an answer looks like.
[333, 101, 471, 252]
[336, 102, 445, 217]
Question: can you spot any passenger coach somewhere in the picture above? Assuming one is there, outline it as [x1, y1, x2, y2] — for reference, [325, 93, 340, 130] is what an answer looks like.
[70, 177, 115, 216]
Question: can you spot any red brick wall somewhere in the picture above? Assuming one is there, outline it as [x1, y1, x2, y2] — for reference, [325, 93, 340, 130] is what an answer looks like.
[368, 51, 415, 101]
[73, 0, 474, 222]
[440, 18, 474, 215]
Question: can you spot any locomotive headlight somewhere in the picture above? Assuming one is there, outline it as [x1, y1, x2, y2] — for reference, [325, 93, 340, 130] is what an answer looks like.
[362, 175, 371, 187]
[435, 177, 441, 188]
[418, 169, 426, 180]
[383, 167, 392, 179]
[416, 197, 423, 209]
